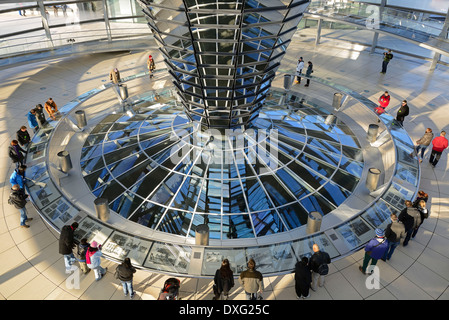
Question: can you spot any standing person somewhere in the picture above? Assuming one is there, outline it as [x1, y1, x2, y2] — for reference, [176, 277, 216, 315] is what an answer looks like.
[239, 258, 263, 300]
[10, 165, 27, 190]
[308, 244, 331, 291]
[75, 238, 90, 274]
[295, 57, 304, 84]
[115, 257, 136, 299]
[429, 131, 448, 168]
[359, 229, 389, 274]
[8, 140, 27, 168]
[58, 222, 79, 272]
[44, 98, 58, 120]
[16, 126, 31, 149]
[294, 257, 312, 299]
[147, 55, 156, 78]
[381, 49, 393, 74]
[213, 259, 234, 300]
[413, 128, 434, 163]
[413, 190, 429, 207]
[27, 109, 39, 133]
[376, 91, 390, 114]
[382, 213, 405, 261]
[34, 104, 48, 128]
[86, 241, 107, 281]
[109, 68, 121, 84]
[396, 100, 409, 127]
[304, 61, 313, 87]
[412, 200, 429, 239]
[8, 184, 32, 229]
[399, 200, 421, 247]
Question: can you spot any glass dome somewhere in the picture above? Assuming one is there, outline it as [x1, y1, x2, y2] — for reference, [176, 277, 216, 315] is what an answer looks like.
[80, 90, 364, 240]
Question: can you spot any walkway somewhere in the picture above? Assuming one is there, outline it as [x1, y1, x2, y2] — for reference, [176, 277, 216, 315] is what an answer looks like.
[0, 31, 448, 300]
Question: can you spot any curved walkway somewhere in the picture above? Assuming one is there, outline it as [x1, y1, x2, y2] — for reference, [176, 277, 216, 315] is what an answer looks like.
[0, 33, 449, 300]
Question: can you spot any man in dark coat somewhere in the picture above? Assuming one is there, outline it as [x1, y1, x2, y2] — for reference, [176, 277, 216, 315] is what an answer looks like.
[8, 140, 27, 168]
[399, 200, 420, 246]
[59, 222, 79, 271]
[16, 126, 31, 148]
[308, 244, 331, 291]
[396, 100, 409, 127]
[8, 184, 32, 228]
[295, 257, 312, 299]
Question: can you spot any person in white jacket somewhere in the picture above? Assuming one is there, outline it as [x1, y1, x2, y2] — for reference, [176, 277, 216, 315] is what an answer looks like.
[296, 57, 304, 84]
[86, 241, 107, 281]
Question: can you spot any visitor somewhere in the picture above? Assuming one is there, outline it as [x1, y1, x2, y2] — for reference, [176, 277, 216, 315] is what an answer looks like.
[381, 49, 393, 74]
[10, 165, 27, 191]
[16, 126, 31, 148]
[44, 98, 58, 120]
[396, 100, 409, 127]
[109, 68, 121, 84]
[27, 109, 39, 132]
[304, 61, 313, 87]
[359, 228, 388, 274]
[8, 184, 32, 228]
[414, 128, 433, 163]
[308, 244, 331, 291]
[8, 140, 27, 168]
[213, 259, 234, 300]
[399, 200, 420, 247]
[147, 55, 156, 78]
[429, 131, 448, 168]
[115, 257, 137, 299]
[58, 222, 79, 272]
[239, 258, 263, 300]
[382, 213, 405, 261]
[295, 57, 304, 84]
[75, 238, 90, 274]
[86, 241, 107, 281]
[294, 256, 312, 299]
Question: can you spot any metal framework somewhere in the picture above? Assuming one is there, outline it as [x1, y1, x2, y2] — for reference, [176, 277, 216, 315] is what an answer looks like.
[138, 0, 311, 129]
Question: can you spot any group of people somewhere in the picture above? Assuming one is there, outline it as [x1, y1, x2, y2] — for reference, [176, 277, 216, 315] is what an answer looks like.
[376, 91, 448, 167]
[360, 190, 430, 274]
[59, 222, 137, 298]
[7, 97, 58, 228]
[295, 57, 314, 87]
[210, 244, 331, 301]
[109, 54, 156, 85]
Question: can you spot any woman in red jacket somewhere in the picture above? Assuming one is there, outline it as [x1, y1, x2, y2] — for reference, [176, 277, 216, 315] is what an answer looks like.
[376, 91, 390, 115]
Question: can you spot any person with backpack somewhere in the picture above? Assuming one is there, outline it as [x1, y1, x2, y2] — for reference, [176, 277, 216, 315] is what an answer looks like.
[239, 258, 263, 300]
[382, 213, 405, 261]
[359, 228, 389, 274]
[8, 184, 32, 228]
[213, 259, 235, 300]
[308, 244, 331, 291]
[115, 257, 137, 299]
[8, 140, 27, 168]
[75, 238, 90, 274]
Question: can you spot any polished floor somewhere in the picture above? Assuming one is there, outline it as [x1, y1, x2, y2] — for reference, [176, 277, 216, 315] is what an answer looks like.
[1, 29, 449, 300]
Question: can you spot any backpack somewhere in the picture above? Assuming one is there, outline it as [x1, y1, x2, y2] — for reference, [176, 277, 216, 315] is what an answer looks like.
[318, 263, 329, 276]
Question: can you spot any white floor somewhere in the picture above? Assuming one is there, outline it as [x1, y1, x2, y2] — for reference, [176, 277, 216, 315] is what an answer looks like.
[1, 30, 449, 301]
